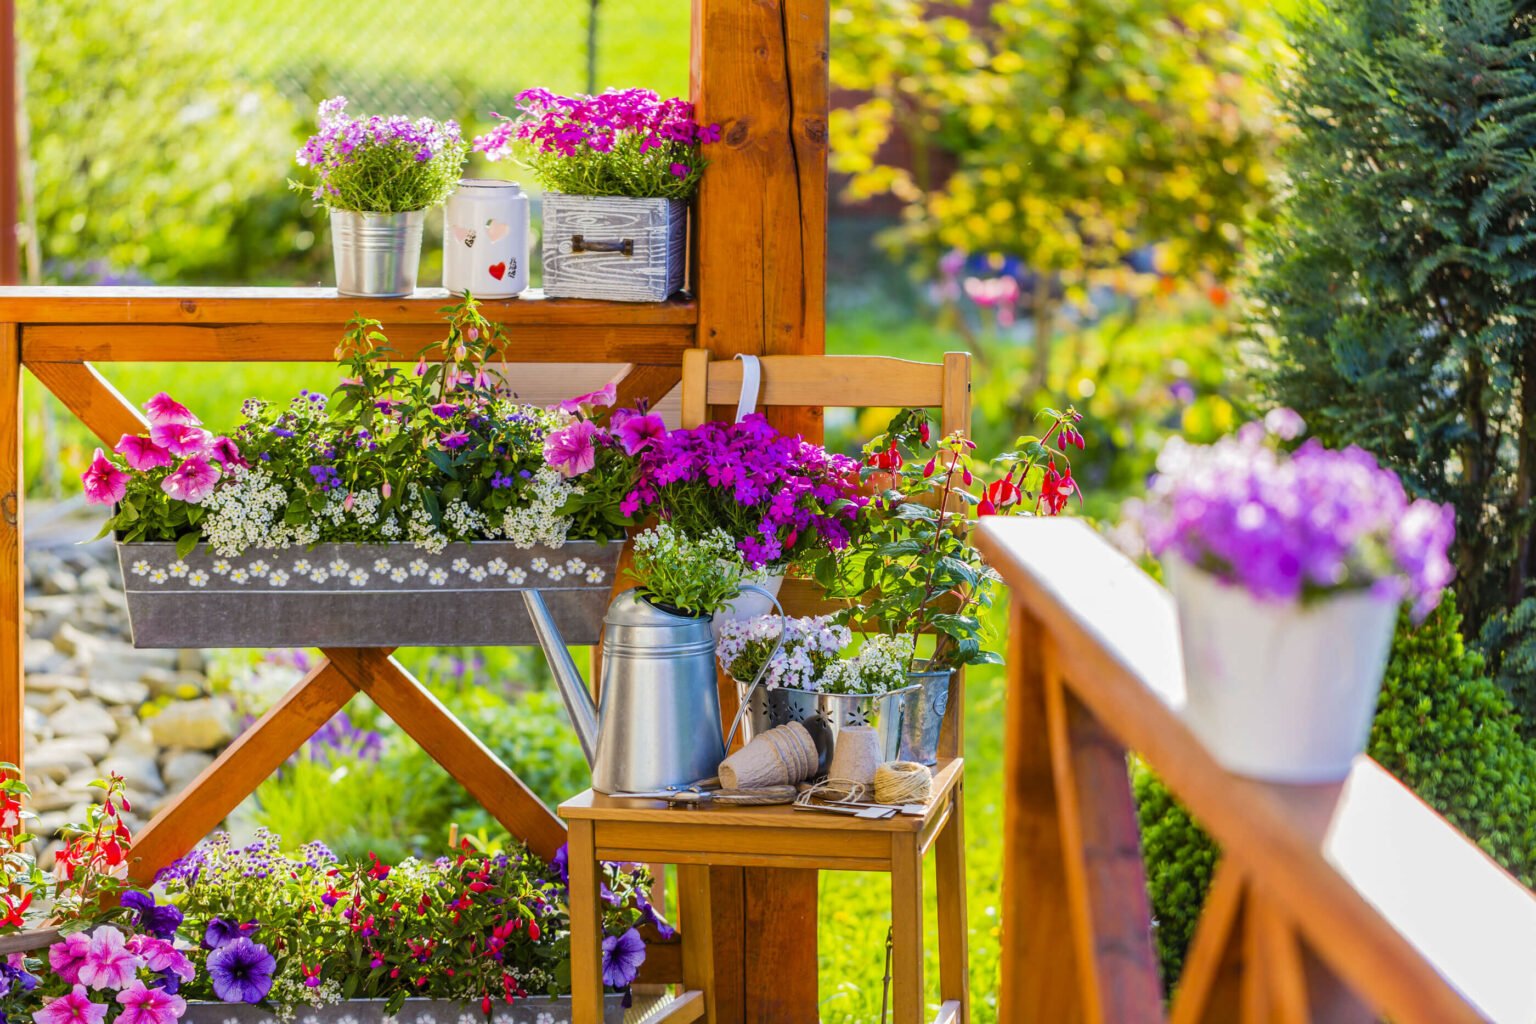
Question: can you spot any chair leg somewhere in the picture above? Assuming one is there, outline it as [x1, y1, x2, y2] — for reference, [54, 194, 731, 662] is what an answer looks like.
[677, 864, 719, 1023]
[891, 834, 926, 1024]
[936, 783, 970, 1022]
[567, 820, 604, 1024]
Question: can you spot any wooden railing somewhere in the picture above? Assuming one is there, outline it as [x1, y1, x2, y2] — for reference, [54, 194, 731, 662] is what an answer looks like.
[976, 518, 1536, 1024]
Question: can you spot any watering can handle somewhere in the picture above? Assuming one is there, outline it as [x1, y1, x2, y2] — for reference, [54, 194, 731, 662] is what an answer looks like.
[722, 583, 788, 754]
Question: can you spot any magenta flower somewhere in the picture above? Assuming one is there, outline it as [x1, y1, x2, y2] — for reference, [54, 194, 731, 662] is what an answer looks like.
[430, 402, 459, 419]
[48, 932, 92, 986]
[77, 926, 141, 991]
[124, 936, 193, 983]
[114, 434, 173, 472]
[115, 981, 185, 1024]
[160, 457, 221, 504]
[439, 430, 471, 451]
[149, 423, 212, 458]
[557, 383, 616, 414]
[82, 450, 129, 506]
[617, 413, 666, 455]
[545, 420, 599, 477]
[669, 162, 690, 178]
[143, 393, 199, 428]
[209, 436, 249, 471]
[32, 986, 107, 1024]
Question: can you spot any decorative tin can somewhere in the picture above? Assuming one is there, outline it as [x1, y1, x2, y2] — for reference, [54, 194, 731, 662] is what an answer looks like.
[541, 193, 687, 302]
[443, 179, 530, 298]
[732, 680, 923, 775]
[331, 209, 426, 298]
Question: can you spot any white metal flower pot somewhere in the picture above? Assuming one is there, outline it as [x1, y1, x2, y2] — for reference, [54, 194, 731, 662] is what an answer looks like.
[710, 573, 784, 641]
[1164, 556, 1398, 783]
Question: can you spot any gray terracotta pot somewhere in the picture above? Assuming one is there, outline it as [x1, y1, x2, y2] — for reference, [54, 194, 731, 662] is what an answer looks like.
[115, 540, 621, 649]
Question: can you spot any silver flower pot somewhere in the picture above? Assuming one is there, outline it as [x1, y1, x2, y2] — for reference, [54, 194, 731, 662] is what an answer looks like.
[733, 679, 921, 774]
[331, 208, 427, 297]
[897, 668, 954, 766]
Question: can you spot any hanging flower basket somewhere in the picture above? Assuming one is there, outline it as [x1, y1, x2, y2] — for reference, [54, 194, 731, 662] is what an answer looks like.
[116, 540, 618, 649]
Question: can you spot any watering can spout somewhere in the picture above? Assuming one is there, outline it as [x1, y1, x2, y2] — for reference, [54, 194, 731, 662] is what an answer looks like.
[521, 590, 600, 769]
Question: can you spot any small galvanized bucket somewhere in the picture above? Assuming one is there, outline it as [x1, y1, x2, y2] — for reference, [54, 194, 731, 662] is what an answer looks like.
[897, 668, 954, 766]
[332, 208, 427, 297]
[180, 994, 667, 1024]
[733, 680, 921, 774]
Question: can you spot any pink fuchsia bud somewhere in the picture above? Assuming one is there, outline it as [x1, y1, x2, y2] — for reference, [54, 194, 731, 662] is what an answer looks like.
[454, 344, 468, 361]
[962, 467, 972, 486]
[919, 420, 931, 445]
[382, 481, 392, 499]
[343, 492, 355, 512]
[923, 458, 936, 478]
[467, 327, 480, 342]
[1057, 433, 1068, 451]
[415, 357, 428, 377]
[977, 498, 997, 517]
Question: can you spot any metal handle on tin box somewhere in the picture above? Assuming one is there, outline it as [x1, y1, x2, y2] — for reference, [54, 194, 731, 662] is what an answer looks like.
[570, 235, 634, 257]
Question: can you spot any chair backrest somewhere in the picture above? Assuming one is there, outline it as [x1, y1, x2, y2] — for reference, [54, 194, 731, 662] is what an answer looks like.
[679, 349, 972, 436]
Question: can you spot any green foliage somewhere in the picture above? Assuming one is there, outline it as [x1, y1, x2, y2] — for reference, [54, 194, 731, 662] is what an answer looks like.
[1140, 594, 1536, 989]
[830, 0, 1283, 283]
[18, 0, 308, 283]
[627, 524, 748, 618]
[1250, 0, 1536, 637]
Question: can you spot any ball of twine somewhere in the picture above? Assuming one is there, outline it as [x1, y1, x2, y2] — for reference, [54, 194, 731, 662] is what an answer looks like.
[874, 761, 932, 805]
[718, 722, 819, 789]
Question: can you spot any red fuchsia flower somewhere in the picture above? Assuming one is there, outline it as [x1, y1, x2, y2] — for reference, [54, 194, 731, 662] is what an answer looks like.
[367, 853, 390, 880]
[918, 419, 931, 445]
[1039, 460, 1076, 516]
[977, 474, 1022, 517]
[143, 393, 199, 428]
[149, 423, 212, 458]
[923, 457, 937, 478]
[545, 420, 599, 477]
[0, 790, 20, 833]
[113, 980, 184, 1024]
[617, 412, 666, 454]
[82, 450, 129, 506]
[31, 985, 107, 1024]
[0, 891, 29, 928]
[114, 434, 173, 471]
[160, 457, 220, 504]
[209, 436, 248, 470]
[301, 964, 322, 989]
[77, 926, 141, 991]
[557, 382, 617, 414]
[866, 442, 902, 472]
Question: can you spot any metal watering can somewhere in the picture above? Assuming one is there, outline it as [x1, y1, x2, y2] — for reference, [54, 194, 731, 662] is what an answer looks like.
[522, 586, 783, 794]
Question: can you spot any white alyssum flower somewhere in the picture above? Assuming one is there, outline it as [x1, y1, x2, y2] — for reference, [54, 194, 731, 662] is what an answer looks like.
[500, 465, 574, 549]
[819, 633, 917, 695]
[200, 466, 292, 557]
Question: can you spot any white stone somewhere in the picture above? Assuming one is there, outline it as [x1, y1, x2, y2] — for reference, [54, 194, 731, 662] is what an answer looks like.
[147, 699, 234, 751]
[160, 750, 215, 793]
[50, 699, 119, 740]
[27, 673, 87, 695]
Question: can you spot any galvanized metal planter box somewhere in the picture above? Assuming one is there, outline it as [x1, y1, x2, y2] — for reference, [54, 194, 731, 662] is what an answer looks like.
[116, 541, 621, 649]
[181, 995, 668, 1024]
[541, 193, 687, 302]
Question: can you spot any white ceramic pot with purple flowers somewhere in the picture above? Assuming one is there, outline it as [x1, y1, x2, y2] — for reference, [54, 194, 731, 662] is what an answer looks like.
[1139, 410, 1456, 783]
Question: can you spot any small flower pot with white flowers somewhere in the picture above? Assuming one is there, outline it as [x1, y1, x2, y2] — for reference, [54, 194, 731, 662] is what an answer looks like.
[87, 298, 633, 649]
[474, 88, 719, 302]
[1139, 411, 1456, 783]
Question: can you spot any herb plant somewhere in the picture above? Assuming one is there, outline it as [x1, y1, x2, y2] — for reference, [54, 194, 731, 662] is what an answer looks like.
[292, 97, 468, 213]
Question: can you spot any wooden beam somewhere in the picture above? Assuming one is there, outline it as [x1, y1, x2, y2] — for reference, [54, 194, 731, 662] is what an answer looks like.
[1044, 672, 1162, 1022]
[0, 1, 16, 285]
[1169, 863, 1247, 1024]
[691, 0, 828, 441]
[28, 362, 147, 446]
[0, 324, 17, 770]
[127, 659, 357, 884]
[0, 287, 698, 325]
[22, 323, 694, 365]
[325, 648, 567, 862]
[612, 363, 682, 415]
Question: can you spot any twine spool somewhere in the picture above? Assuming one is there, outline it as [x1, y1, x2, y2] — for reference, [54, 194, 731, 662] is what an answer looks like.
[874, 761, 932, 805]
[821, 726, 883, 801]
[718, 722, 818, 789]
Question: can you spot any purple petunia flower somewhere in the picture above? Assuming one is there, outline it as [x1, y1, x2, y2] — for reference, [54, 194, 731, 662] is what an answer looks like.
[120, 892, 183, 941]
[202, 919, 259, 951]
[205, 939, 274, 1004]
[600, 928, 646, 989]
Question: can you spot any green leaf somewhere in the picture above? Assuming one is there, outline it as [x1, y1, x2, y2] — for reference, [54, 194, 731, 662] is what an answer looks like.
[876, 540, 924, 557]
[175, 531, 201, 559]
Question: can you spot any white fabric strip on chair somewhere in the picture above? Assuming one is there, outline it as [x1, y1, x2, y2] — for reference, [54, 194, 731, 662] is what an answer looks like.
[734, 353, 762, 424]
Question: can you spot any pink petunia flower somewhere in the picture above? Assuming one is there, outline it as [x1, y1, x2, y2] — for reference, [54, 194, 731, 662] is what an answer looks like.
[149, 423, 212, 458]
[142, 394, 199, 428]
[32, 986, 107, 1024]
[160, 457, 221, 504]
[77, 926, 142, 991]
[114, 434, 173, 472]
[115, 981, 185, 1024]
[48, 932, 92, 985]
[209, 436, 249, 471]
[617, 413, 666, 455]
[557, 383, 617, 414]
[81, 450, 129, 506]
[124, 936, 193, 983]
[545, 420, 599, 477]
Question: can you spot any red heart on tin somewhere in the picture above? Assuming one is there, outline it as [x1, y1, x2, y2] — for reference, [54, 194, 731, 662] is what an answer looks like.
[488, 262, 506, 281]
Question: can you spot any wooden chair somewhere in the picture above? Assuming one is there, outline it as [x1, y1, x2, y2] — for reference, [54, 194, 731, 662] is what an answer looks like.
[562, 349, 973, 1024]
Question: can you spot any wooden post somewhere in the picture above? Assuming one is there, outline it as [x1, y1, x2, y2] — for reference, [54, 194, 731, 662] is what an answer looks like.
[0, 323, 18, 771]
[690, 0, 828, 441]
[0, 0, 16, 285]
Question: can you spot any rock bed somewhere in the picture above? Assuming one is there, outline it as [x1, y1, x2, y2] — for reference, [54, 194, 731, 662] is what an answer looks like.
[22, 512, 237, 849]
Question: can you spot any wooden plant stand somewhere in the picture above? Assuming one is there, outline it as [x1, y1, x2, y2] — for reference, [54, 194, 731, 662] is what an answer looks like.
[562, 759, 969, 1024]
